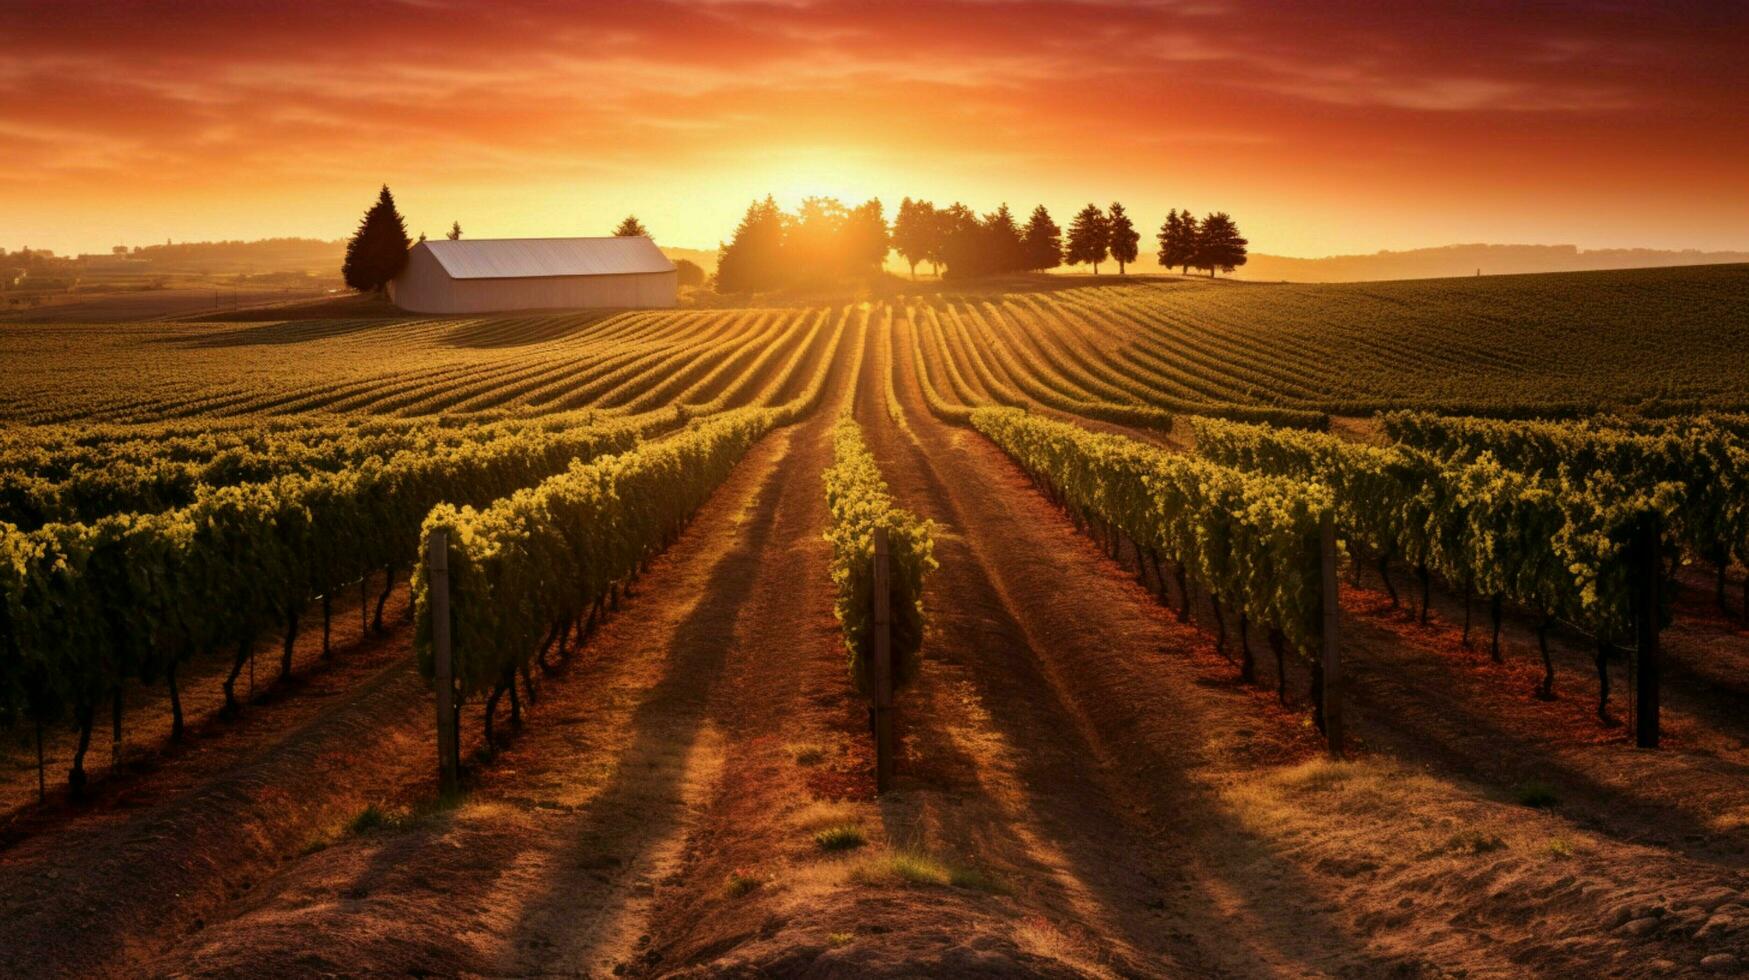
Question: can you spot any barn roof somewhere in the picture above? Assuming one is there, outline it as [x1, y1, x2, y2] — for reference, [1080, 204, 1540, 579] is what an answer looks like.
[420, 236, 675, 280]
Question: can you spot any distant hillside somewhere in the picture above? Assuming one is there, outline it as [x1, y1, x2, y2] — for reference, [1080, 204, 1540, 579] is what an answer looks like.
[660, 246, 718, 273]
[106, 238, 346, 274]
[1233, 244, 1749, 283]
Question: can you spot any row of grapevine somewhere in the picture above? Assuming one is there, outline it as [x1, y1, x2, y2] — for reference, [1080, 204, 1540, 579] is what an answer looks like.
[1021, 292, 1331, 429]
[1380, 412, 1749, 610]
[822, 415, 935, 694]
[405, 301, 856, 741]
[412, 409, 781, 738]
[1190, 416, 1677, 703]
[971, 408, 1335, 722]
[0, 411, 620, 529]
[0, 416, 651, 791]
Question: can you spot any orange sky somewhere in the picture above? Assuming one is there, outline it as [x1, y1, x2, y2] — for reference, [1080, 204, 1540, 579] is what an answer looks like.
[5, 1, 1746, 258]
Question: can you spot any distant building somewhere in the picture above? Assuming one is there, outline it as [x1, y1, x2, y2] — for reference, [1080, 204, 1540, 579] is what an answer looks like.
[388, 236, 677, 314]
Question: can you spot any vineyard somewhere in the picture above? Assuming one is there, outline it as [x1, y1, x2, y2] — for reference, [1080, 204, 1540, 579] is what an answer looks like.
[2, 266, 1748, 977]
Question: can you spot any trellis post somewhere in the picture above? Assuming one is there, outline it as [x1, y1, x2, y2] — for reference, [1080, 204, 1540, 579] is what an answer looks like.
[1320, 511, 1343, 757]
[1633, 514, 1661, 749]
[429, 530, 460, 794]
[872, 526, 894, 793]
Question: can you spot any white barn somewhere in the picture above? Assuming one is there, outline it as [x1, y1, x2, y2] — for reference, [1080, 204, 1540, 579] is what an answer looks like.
[388, 236, 677, 314]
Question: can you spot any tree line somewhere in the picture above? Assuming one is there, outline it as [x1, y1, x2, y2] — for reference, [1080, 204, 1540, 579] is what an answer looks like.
[718, 195, 1248, 292]
[340, 184, 1248, 296]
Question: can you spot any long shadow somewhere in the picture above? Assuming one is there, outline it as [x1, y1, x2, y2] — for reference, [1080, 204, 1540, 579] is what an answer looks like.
[0, 647, 429, 978]
[440, 311, 616, 349]
[299, 443, 790, 971]
[153, 317, 410, 347]
[872, 323, 1420, 976]
[1339, 608, 1749, 872]
[479, 431, 794, 964]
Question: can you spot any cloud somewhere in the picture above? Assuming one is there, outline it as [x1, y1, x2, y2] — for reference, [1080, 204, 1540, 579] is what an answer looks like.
[1, 0, 1744, 254]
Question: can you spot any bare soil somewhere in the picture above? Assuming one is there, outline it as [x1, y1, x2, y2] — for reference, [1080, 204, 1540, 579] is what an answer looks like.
[4, 318, 1747, 977]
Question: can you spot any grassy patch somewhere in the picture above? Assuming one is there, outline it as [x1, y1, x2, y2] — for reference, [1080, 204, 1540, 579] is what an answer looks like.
[827, 932, 854, 948]
[814, 824, 867, 852]
[1547, 837, 1575, 858]
[1446, 831, 1507, 855]
[723, 869, 764, 899]
[1514, 781, 1559, 808]
[787, 742, 827, 766]
[1281, 759, 1362, 791]
[851, 849, 1005, 892]
[348, 803, 405, 835]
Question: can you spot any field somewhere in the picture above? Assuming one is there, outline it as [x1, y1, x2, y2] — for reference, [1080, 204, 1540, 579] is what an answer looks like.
[3, 266, 1748, 977]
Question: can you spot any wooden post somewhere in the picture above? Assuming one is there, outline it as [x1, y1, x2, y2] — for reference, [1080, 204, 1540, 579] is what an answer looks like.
[429, 529, 460, 795]
[1633, 514, 1660, 749]
[1320, 511, 1343, 757]
[872, 526, 894, 794]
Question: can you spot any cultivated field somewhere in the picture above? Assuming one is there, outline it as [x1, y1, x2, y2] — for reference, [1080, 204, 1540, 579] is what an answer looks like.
[2, 267, 1748, 977]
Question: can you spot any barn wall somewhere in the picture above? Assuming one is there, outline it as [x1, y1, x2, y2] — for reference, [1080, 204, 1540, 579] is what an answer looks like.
[390, 261, 677, 314]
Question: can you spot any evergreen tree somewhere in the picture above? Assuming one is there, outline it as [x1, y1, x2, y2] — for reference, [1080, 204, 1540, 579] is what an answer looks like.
[892, 198, 938, 279]
[1156, 209, 1200, 274]
[1065, 203, 1110, 274]
[341, 184, 411, 293]
[1196, 212, 1248, 277]
[983, 203, 1025, 274]
[715, 196, 787, 293]
[613, 215, 650, 237]
[1021, 205, 1062, 272]
[447, 221, 462, 241]
[1106, 202, 1139, 274]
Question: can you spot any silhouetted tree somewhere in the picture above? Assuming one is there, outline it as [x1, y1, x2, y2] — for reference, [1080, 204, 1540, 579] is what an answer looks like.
[984, 204, 1025, 274]
[1022, 205, 1062, 272]
[614, 215, 650, 237]
[716, 196, 786, 293]
[342, 184, 411, 293]
[674, 258, 705, 288]
[844, 198, 890, 275]
[447, 221, 462, 241]
[1196, 212, 1248, 277]
[1065, 203, 1110, 274]
[1157, 209, 1200, 275]
[1107, 202, 1139, 274]
[892, 197, 938, 279]
[937, 202, 985, 280]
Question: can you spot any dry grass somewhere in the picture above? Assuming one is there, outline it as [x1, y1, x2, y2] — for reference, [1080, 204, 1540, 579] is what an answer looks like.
[813, 824, 867, 851]
[786, 742, 828, 766]
[849, 848, 1004, 892]
[723, 869, 764, 899]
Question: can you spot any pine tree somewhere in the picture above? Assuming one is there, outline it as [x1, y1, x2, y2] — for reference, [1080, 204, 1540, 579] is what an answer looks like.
[1021, 205, 1062, 272]
[984, 204, 1025, 274]
[1196, 212, 1248, 277]
[613, 215, 650, 237]
[446, 221, 462, 241]
[1065, 203, 1110, 274]
[1156, 209, 1200, 275]
[1106, 202, 1139, 274]
[341, 184, 411, 294]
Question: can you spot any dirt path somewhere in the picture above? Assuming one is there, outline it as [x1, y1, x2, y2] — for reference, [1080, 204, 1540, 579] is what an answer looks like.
[876, 314, 1749, 977]
[12, 310, 1749, 977]
[0, 586, 446, 978]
